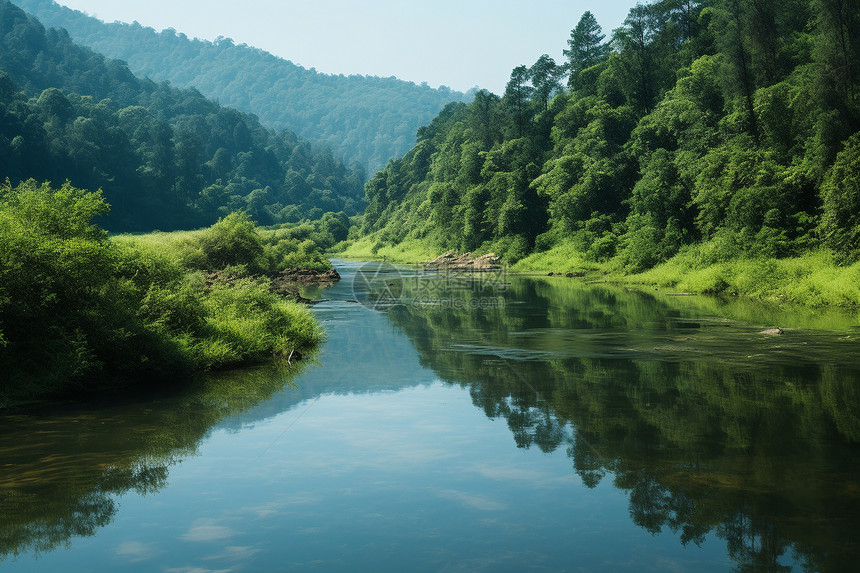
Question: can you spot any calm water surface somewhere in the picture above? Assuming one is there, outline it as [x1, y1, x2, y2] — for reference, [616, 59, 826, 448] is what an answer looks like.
[2, 260, 860, 571]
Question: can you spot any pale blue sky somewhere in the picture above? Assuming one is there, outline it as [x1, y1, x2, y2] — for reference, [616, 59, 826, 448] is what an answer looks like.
[54, 0, 633, 94]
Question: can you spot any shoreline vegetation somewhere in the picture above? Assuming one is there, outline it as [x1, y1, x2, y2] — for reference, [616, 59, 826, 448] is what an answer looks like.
[334, 235, 860, 309]
[0, 180, 329, 408]
[347, 4, 860, 311]
[4, 0, 860, 415]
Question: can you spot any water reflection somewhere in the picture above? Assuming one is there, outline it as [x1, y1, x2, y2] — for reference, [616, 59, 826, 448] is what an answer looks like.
[3, 262, 860, 571]
[377, 268, 860, 572]
[0, 362, 309, 560]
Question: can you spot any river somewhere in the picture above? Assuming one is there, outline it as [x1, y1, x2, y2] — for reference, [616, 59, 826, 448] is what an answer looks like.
[2, 260, 859, 572]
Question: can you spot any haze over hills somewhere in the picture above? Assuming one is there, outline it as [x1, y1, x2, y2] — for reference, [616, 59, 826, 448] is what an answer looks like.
[0, 0, 364, 231]
[12, 0, 473, 173]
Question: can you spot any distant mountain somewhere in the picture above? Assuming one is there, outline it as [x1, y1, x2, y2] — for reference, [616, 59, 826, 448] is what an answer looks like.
[0, 0, 364, 231]
[13, 0, 473, 173]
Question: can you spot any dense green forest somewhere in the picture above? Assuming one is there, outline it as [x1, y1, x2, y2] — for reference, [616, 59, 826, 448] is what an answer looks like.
[12, 0, 472, 173]
[358, 1, 860, 277]
[0, 0, 364, 231]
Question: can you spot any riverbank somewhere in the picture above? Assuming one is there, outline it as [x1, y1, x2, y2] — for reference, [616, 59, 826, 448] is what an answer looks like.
[0, 182, 326, 407]
[5, 259, 860, 570]
[335, 236, 860, 308]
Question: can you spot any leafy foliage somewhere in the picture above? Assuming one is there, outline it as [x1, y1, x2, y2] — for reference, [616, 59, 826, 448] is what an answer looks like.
[356, 0, 860, 270]
[565, 11, 610, 89]
[0, 181, 322, 404]
[820, 132, 860, 259]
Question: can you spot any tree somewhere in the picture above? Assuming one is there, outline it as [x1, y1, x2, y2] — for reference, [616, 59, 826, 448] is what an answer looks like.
[564, 11, 610, 89]
[819, 132, 860, 259]
[713, 0, 760, 141]
[613, 3, 660, 115]
[503, 65, 535, 138]
[467, 89, 501, 150]
[658, 0, 705, 43]
[529, 54, 565, 112]
[816, 0, 860, 115]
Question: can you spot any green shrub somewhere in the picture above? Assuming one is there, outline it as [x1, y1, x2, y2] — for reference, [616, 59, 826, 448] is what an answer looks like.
[0, 183, 324, 405]
[618, 215, 659, 271]
[261, 236, 330, 271]
[534, 229, 559, 252]
[587, 233, 618, 262]
[195, 277, 321, 368]
[188, 211, 267, 272]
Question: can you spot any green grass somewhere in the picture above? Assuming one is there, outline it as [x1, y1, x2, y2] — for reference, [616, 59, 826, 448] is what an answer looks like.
[628, 249, 860, 307]
[513, 239, 860, 308]
[342, 229, 860, 308]
[113, 224, 326, 372]
[193, 276, 322, 369]
[333, 234, 442, 263]
[511, 239, 612, 275]
[113, 228, 203, 252]
[337, 236, 615, 277]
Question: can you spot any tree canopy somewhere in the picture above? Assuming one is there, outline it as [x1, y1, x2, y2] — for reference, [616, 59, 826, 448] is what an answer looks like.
[13, 0, 472, 173]
[0, 0, 365, 231]
[358, 0, 860, 270]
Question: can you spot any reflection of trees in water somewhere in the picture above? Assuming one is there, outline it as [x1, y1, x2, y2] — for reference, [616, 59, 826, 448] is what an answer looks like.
[0, 362, 309, 560]
[0, 465, 168, 560]
[386, 277, 860, 572]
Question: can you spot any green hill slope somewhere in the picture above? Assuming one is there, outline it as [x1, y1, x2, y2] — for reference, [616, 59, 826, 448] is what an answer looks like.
[354, 1, 860, 289]
[13, 0, 472, 173]
[0, 0, 364, 231]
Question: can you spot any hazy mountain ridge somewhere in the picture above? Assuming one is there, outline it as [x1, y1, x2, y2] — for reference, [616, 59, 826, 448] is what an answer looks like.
[13, 0, 473, 173]
[0, 0, 364, 230]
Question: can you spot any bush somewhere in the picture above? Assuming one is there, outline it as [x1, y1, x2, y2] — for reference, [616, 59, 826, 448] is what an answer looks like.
[0, 182, 323, 405]
[534, 229, 559, 252]
[186, 212, 267, 272]
[260, 235, 330, 271]
[587, 233, 618, 262]
[195, 277, 321, 368]
[491, 234, 530, 263]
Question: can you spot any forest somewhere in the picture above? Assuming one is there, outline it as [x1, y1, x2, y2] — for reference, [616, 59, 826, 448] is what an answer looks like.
[0, 0, 364, 231]
[12, 0, 472, 173]
[356, 0, 860, 289]
[2, 1, 860, 567]
[3, 0, 860, 402]
[0, 0, 361, 402]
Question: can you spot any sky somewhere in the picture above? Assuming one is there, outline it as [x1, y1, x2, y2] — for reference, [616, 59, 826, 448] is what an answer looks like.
[53, 0, 633, 95]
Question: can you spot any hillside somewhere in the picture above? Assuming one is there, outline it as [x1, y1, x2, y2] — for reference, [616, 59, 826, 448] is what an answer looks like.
[353, 1, 860, 298]
[0, 0, 364, 231]
[13, 0, 472, 173]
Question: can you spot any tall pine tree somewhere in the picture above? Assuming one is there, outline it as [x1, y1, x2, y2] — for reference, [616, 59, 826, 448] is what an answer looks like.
[564, 11, 610, 89]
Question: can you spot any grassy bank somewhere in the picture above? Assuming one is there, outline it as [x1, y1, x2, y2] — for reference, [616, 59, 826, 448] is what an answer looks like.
[334, 234, 442, 264]
[626, 249, 860, 308]
[523, 242, 860, 308]
[335, 235, 860, 308]
[0, 181, 324, 406]
[114, 223, 333, 274]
